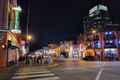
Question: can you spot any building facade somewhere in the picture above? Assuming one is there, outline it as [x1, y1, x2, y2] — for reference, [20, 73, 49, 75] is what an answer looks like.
[83, 4, 120, 60]
[0, 0, 22, 67]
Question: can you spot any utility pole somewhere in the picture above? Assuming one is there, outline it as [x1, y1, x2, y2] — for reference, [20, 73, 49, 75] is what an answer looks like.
[26, 0, 30, 53]
[26, 1, 30, 38]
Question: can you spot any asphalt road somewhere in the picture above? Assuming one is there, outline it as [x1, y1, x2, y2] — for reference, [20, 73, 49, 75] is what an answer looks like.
[50, 59, 120, 80]
[10, 59, 120, 80]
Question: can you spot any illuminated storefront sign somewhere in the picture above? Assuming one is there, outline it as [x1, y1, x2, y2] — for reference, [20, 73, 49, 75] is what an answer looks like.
[104, 48, 118, 57]
[12, 6, 22, 30]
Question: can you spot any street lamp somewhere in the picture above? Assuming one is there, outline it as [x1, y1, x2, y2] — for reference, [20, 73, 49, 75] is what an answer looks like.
[27, 35, 32, 41]
[92, 29, 97, 34]
[26, 34, 32, 53]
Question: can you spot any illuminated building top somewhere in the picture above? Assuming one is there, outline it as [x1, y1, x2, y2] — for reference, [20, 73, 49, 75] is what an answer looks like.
[89, 4, 108, 17]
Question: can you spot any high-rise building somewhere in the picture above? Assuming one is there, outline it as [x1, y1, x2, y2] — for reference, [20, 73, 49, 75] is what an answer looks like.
[83, 4, 120, 60]
[83, 4, 110, 33]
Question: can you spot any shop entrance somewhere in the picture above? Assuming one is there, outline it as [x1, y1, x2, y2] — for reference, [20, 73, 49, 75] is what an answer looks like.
[104, 48, 118, 60]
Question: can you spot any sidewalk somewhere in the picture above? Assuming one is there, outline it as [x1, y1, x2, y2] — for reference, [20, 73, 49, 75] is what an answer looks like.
[0, 65, 18, 80]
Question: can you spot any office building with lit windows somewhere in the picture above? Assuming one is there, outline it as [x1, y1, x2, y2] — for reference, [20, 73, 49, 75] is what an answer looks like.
[83, 4, 120, 60]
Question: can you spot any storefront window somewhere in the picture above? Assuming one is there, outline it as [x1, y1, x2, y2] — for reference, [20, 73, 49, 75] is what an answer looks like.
[104, 48, 118, 57]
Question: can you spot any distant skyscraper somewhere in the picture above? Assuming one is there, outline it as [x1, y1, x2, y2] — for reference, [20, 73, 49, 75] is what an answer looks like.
[84, 4, 110, 33]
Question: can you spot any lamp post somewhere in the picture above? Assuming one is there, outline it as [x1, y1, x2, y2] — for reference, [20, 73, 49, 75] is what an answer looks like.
[27, 35, 32, 41]
[26, 0, 31, 53]
[92, 29, 97, 34]
[91, 29, 97, 60]
[26, 34, 32, 53]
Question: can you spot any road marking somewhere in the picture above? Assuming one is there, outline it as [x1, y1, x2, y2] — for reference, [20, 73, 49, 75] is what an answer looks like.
[12, 73, 55, 79]
[95, 68, 103, 80]
[15, 71, 51, 75]
[30, 76, 60, 80]
[12, 68, 60, 80]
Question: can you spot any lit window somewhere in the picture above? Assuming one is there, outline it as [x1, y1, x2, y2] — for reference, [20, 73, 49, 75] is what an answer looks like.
[109, 32, 112, 35]
[106, 40, 109, 43]
[105, 32, 108, 35]
[118, 40, 120, 44]
[109, 40, 113, 43]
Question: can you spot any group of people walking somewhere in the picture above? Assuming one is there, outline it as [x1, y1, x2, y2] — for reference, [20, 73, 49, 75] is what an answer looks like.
[19, 54, 52, 65]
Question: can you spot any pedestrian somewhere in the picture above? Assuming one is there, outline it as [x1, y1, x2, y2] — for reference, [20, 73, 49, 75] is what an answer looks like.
[47, 55, 52, 64]
[44, 55, 48, 64]
[37, 55, 39, 64]
[41, 55, 44, 64]
[40, 55, 42, 64]
[25, 55, 29, 64]
[29, 56, 33, 69]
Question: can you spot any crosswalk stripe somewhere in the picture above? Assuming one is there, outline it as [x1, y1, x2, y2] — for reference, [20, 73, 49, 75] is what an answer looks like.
[15, 71, 51, 75]
[29, 76, 60, 80]
[12, 73, 55, 80]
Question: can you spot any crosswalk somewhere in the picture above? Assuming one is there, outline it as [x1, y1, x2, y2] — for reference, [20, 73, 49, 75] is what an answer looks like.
[11, 68, 60, 80]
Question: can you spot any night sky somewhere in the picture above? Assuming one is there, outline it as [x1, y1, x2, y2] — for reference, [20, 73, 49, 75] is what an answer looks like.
[18, 0, 120, 49]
